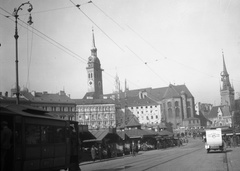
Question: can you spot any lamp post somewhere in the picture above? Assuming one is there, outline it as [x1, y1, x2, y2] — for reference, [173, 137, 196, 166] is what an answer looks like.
[13, 2, 33, 105]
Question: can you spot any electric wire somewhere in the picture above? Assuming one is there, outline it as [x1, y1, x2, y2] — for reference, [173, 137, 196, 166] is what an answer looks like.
[26, 23, 34, 90]
[90, 1, 125, 31]
[126, 46, 169, 85]
[68, 0, 125, 52]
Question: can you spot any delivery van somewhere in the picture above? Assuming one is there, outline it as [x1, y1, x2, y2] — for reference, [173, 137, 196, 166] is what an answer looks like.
[205, 128, 224, 153]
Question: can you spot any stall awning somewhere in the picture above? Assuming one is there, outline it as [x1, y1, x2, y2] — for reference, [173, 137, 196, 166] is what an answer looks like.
[124, 129, 157, 139]
[90, 130, 109, 141]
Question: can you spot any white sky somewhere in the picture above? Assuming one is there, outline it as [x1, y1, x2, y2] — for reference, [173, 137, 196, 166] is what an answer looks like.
[1, 0, 240, 105]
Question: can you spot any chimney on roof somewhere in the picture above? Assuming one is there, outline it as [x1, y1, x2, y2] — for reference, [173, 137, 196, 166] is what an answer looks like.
[59, 90, 65, 96]
[5, 91, 8, 97]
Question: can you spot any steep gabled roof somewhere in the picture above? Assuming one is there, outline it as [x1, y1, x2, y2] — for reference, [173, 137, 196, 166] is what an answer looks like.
[124, 96, 158, 107]
[206, 105, 231, 119]
[22, 91, 74, 104]
[90, 130, 109, 141]
[162, 84, 180, 99]
[105, 84, 193, 102]
[126, 116, 141, 127]
[150, 84, 193, 100]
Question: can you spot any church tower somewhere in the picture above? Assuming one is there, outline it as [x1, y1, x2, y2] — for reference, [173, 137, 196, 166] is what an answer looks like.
[86, 28, 103, 99]
[220, 51, 235, 110]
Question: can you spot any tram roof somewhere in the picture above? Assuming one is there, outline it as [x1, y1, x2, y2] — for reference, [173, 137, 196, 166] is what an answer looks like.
[0, 104, 56, 119]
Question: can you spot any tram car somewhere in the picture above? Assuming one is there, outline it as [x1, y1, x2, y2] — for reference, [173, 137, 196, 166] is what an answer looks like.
[0, 104, 81, 171]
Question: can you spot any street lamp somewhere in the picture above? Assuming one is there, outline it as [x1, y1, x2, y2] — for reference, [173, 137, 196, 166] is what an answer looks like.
[13, 2, 33, 105]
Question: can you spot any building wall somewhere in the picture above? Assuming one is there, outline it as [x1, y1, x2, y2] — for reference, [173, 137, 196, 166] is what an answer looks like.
[76, 104, 116, 129]
[160, 96, 195, 129]
[128, 104, 161, 125]
[31, 103, 76, 120]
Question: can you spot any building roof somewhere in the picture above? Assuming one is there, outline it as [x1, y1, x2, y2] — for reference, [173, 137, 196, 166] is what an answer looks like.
[157, 130, 174, 136]
[124, 129, 157, 138]
[83, 92, 100, 100]
[206, 105, 231, 119]
[126, 117, 141, 127]
[21, 91, 75, 104]
[123, 96, 158, 107]
[74, 98, 115, 105]
[90, 130, 108, 141]
[0, 104, 54, 119]
[104, 84, 193, 102]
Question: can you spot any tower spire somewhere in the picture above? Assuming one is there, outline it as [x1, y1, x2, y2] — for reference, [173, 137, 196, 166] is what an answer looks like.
[222, 50, 228, 76]
[91, 27, 97, 56]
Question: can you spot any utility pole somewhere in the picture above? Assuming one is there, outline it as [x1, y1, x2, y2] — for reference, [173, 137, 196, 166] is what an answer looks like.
[13, 1, 33, 104]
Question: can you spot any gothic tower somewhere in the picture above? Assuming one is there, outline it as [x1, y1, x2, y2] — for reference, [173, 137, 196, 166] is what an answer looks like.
[86, 28, 103, 99]
[220, 51, 235, 110]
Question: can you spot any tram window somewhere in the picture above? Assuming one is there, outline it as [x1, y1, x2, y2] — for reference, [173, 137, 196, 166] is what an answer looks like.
[41, 126, 54, 144]
[15, 123, 22, 144]
[53, 127, 65, 143]
[25, 125, 40, 145]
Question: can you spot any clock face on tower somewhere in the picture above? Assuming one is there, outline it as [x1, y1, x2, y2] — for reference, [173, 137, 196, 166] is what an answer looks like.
[88, 80, 93, 86]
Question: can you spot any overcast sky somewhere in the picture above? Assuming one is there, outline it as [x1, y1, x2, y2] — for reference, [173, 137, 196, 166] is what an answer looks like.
[1, 0, 240, 105]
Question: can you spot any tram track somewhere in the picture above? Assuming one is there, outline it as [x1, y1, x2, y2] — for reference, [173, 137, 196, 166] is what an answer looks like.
[106, 142, 204, 171]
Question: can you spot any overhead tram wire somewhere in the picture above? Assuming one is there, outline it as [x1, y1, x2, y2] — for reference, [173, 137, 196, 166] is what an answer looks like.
[26, 22, 34, 90]
[0, 7, 87, 64]
[1, 6, 139, 91]
[89, 1, 125, 31]
[18, 18, 87, 64]
[68, 0, 125, 52]
[125, 46, 169, 85]
[103, 71, 142, 90]
[126, 23, 223, 81]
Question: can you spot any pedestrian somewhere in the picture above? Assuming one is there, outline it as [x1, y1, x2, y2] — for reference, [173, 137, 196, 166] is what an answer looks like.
[132, 142, 136, 157]
[1, 121, 12, 171]
[230, 136, 234, 148]
[98, 144, 102, 160]
[91, 145, 96, 161]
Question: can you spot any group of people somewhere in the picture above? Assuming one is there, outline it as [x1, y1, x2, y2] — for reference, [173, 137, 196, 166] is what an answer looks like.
[223, 134, 240, 148]
[90, 144, 112, 161]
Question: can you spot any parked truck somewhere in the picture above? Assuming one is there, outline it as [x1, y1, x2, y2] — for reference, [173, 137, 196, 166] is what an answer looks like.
[205, 128, 224, 153]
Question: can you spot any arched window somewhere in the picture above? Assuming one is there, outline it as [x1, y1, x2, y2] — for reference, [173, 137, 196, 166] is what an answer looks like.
[187, 108, 191, 118]
[175, 108, 180, 117]
[168, 108, 172, 117]
[167, 102, 172, 108]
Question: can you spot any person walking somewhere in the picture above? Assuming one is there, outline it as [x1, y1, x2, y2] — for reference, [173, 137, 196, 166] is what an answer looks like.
[132, 142, 136, 157]
[1, 121, 12, 171]
[91, 145, 96, 161]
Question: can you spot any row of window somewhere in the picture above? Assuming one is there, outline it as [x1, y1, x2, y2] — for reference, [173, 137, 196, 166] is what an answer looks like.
[188, 120, 199, 124]
[164, 100, 192, 108]
[17, 124, 67, 145]
[39, 106, 75, 112]
[77, 106, 114, 112]
[80, 113, 115, 120]
[82, 121, 116, 128]
[145, 115, 159, 120]
[131, 105, 158, 110]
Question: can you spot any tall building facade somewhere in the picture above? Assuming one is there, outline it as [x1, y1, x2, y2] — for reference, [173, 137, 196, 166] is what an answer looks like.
[205, 52, 234, 127]
[220, 51, 235, 111]
[105, 84, 197, 130]
[75, 29, 120, 129]
[84, 28, 103, 99]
